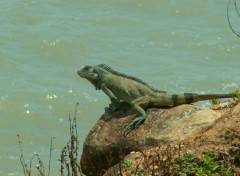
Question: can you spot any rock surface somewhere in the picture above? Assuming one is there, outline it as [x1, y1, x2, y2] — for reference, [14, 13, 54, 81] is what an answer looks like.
[80, 103, 233, 175]
[105, 102, 240, 175]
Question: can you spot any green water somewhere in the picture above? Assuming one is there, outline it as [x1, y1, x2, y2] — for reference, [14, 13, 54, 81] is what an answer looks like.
[1, 0, 240, 175]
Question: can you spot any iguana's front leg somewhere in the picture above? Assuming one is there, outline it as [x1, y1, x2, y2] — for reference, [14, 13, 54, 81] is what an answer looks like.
[101, 85, 121, 112]
[123, 95, 152, 136]
[106, 98, 121, 112]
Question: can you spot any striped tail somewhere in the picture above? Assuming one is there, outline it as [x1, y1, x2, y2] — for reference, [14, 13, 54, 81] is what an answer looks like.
[173, 93, 236, 105]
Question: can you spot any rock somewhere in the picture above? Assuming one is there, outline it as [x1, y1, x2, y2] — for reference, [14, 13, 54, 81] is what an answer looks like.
[233, 102, 240, 116]
[80, 103, 223, 175]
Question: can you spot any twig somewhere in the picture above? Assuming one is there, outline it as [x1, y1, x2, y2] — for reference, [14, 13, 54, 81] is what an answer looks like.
[29, 153, 39, 175]
[59, 146, 67, 176]
[59, 103, 81, 175]
[17, 134, 29, 176]
[36, 154, 45, 176]
[74, 103, 79, 159]
[227, 0, 240, 37]
[48, 137, 55, 176]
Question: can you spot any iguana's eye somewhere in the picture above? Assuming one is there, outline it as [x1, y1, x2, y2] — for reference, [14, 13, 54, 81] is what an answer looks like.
[82, 66, 90, 71]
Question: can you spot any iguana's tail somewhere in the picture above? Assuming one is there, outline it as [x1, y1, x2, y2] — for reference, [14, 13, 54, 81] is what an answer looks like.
[173, 93, 235, 106]
[153, 93, 236, 106]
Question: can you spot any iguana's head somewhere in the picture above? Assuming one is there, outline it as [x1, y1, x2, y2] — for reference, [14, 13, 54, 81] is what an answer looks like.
[77, 65, 103, 90]
[78, 65, 98, 80]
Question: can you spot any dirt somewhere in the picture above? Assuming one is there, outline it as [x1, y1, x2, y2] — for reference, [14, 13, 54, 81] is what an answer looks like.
[104, 102, 240, 175]
[187, 104, 240, 154]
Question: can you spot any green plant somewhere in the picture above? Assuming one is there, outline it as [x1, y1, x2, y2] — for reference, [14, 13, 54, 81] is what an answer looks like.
[122, 159, 132, 168]
[232, 88, 240, 100]
[173, 151, 234, 176]
[135, 170, 143, 176]
[174, 152, 200, 175]
[196, 154, 219, 175]
[121, 158, 143, 176]
[196, 151, 233, 176]
[211, 99, 221, 105]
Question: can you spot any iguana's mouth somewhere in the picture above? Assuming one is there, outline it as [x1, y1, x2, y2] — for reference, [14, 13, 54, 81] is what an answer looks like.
[77, 70, 89, 79]
[77, 70, 83, 77]
[77, 69, 98, 81]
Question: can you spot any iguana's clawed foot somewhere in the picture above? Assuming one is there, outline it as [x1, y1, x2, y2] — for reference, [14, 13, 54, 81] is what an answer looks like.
[105, 101, 120, 112]
[105, 104, 118, 112]
[122, 117, 145, 137]
[105, 101, 126, 113]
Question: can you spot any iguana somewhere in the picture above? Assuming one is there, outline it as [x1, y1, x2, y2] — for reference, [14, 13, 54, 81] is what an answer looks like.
[77, 64, 237, 135]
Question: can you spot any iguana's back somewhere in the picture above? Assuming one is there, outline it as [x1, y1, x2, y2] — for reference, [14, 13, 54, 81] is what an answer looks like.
[104, 74, 158, 103]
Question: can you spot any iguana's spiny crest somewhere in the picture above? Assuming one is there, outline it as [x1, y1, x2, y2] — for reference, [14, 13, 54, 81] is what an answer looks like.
[78, 64, 166, 93]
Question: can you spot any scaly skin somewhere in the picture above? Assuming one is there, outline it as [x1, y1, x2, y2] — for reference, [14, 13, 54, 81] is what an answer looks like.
[77, 64, 236, 136]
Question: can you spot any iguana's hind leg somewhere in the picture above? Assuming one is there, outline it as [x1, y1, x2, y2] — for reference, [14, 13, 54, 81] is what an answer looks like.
[123, 96, 151, 136]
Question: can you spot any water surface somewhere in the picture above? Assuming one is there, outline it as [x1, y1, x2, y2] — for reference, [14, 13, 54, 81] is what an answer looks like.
[1, 0, 240, 175]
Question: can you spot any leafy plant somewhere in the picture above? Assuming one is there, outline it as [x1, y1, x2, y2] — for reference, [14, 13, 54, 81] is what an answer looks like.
[232, 88, 240, 100]
[173, 151, 234, 176]
[121, 158, 143, 176]
[174, 152, 199, 175]
[122, 159, 132, 168]
[211, 99, 221, 105]
[196, 151, 233, 176]
[196, 154, 219, 175]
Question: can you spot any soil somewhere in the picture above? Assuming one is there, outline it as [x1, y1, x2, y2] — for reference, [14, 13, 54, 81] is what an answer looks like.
[104, 102, 240, 175]
[188, 104, 240, 154]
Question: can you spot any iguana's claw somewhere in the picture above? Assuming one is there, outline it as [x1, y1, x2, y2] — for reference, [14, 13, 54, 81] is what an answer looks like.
[105, 98, 125, 113]
[105, 106, 116, 113]
[122, 117, 145, 136]
[105, 102, 119, 112]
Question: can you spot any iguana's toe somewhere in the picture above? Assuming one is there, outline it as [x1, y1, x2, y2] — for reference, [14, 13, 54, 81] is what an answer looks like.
[123, 117, 145, 136]
[105, 104, 117, 112]
[105, 101, 122, 113]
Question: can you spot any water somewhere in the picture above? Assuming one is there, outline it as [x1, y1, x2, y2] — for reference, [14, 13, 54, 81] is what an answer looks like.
[1, 0, 240, 175]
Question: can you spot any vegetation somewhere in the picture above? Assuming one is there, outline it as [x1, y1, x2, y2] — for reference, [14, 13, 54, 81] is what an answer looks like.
[122, 158, 143, 176]
[17, 134, 49, 176]
[17, 103, 240, 175]
[210, 88, 240, 109]
[210, 99, 221, 105]
[232, 88, 240, 101]
[173, 151, 234, 176]
[59, 103, 82, 175]
[119, 148, 238, 176]
[17, 103, 83, 176]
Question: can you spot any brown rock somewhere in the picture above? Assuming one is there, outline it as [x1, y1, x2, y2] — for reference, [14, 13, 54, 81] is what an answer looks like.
[233, 102, 240, 116]
[80, 103, 224, 175]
